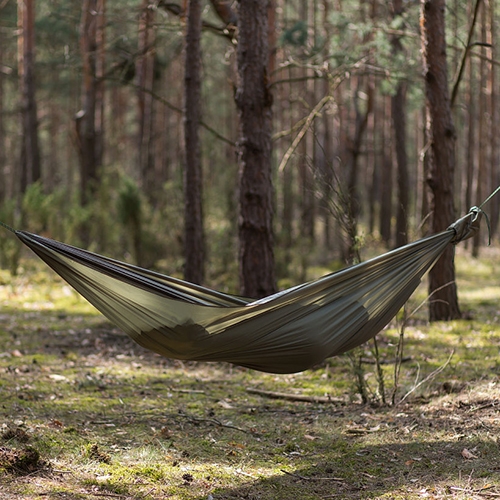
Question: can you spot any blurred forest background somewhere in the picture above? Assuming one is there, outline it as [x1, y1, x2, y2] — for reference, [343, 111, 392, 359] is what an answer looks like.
[0, 0, 498, 302]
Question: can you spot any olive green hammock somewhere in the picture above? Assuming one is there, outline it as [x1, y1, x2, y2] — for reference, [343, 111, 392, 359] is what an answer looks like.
[0, 208, 485, 374]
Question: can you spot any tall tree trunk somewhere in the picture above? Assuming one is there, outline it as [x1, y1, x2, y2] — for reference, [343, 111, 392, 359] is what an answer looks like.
[472, 1, 488, 257]
[489, 0, 499, 236]
[76, 0, 105, 207]
[95, 0, 105, 173]
[0, 16, 6, 203]
[136, 0, 157, 201]
[368, 96, 380, 235]
[281, 65, 294, 270]
[18, 0, 41, 194]
[391, 0, 409, 247]
[346, 78, 372, 260]
[298, 1, 314, 281]
[318, 0, 334, 251]
[420, 0, 461, 321]
[235, 0, 276, 298]
[183, 0, 205, 285]
[464, 40, 476, 220]
[379, 96, 393, 245]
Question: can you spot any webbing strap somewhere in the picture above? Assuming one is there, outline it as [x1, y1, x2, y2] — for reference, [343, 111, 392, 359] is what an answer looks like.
[467, 184, 500, 245]
[0, 221, 15, 233]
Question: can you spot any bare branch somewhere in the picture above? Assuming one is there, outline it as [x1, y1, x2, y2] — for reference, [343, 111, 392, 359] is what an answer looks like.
[278, 95, 332, 173]
[450, 0, 482, 107]
[246, 387, 342, 404]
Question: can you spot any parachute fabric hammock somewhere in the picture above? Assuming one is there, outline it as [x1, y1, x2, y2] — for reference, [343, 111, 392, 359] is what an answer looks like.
[0, 208, 483, 374]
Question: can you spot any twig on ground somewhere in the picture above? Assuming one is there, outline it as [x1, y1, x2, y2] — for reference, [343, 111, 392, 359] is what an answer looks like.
[448, 485, 500, 497]
[397, 350, 455, 405]
[169, 388, 206, 394]
[246, 387, 343, 404]
[281, 469, 344, 482]
[469, 401, 498, 412]
[176, 411, 253, 434]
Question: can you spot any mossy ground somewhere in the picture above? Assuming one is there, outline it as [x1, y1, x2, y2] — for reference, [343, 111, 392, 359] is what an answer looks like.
[0, 247, 499, 499]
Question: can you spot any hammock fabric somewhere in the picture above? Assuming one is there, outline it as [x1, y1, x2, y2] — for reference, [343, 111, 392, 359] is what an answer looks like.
[2, 210, 481, 374]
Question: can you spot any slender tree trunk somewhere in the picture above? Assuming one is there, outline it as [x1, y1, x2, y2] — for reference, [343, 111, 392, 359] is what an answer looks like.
[235, 0, 276, 298]
[472, 2, 488, 257]
[420, 0, 461, 321]
[77, 0, 105, 207]
[379, 96, 393, 245]
[368, 96, 380, 235]
[392, 83, 409, 247]
[281, 65, 294, 269]
[183, 0, 205, 285]
[95, 0, 105, 172]
[136, 0, 157, 200]
[18, 0, 41, 194]
[346, 78, 372, 260]
[0, 19, 6, 203]
[47, 103, 59, 191]
[298, 1, 314, 281]
[391, 0, 409, 247]
[318, 0, 333, 251]
[489, 0, 499, 236]
[464, 43, 476, 218]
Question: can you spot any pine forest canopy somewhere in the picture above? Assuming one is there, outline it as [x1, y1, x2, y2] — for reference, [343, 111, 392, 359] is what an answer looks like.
[0, 0, 499, 314]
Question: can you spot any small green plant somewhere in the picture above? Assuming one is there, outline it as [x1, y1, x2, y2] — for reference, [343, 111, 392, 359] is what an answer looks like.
[117, 175, 143, 265]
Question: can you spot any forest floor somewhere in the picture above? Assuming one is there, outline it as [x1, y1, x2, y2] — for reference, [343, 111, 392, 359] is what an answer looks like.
[0, 246, 500, 499]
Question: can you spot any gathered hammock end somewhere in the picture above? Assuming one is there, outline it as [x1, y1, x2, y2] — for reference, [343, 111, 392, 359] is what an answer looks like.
[0, 200, 494, 374]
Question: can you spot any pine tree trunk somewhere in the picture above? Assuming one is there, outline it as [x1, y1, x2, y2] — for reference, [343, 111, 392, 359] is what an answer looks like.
[77, 0, 105, 207]
[136, 0, 157, 201]
[18, 0, 41, 194]
[379, 96, 393, 245]
[472, 2, 488, 257]
[489, 0, 499, 236]
[392, 83, 409, 247]
[183, 0, 205, 285]
[95, 0, 105, 174]
[464, 41, 476, 218]
[235, 0, 276, 298]
[391, 0, 409, 247]
[0, 21, 6, 203]
[420, 0, 461, 321]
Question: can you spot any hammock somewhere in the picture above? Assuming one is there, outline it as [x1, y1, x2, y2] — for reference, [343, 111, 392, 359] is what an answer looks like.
[0, 209, 482, 373]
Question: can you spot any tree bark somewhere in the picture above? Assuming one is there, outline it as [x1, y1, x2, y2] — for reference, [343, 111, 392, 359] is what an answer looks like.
[488, 0, 499, 236]
[18, 0, 41, 194]
[136, 0, 157, 201]
[379, 96, 393, 246]
[391, 0, 409, 247]
[472, 2, 488, 257]
[183, 0, 205, 285]
[346, 78, 372, 261]
[0, 15, 6, 203]
[77, 0, 105, 207]
[420, 0, 461, 321]
[464, 36, 476, 220]
[235, 0, 276, 298]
